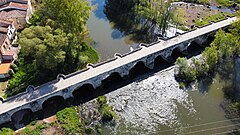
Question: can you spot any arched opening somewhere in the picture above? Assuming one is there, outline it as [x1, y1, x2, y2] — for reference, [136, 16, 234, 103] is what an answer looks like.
[42, 96, 64, 118]
[11, 109, 33, 129]
[129, 61, 150, 78]
[187, 41, 204, 57]
[72, 83, 95, 103]
[102, 72, 124, 89]
[202, 35, 214, 46]
[171, 48, 186, 61]
[154, 55, 170, 70]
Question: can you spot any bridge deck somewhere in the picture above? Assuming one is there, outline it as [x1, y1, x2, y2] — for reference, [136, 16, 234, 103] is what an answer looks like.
[0, 17, 237, 115]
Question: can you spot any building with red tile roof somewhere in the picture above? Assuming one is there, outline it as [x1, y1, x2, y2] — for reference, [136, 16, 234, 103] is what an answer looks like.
[0, 0, 31, 79]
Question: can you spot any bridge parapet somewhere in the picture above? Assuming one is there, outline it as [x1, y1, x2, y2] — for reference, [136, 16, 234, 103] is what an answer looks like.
[0, 16, 237, 125]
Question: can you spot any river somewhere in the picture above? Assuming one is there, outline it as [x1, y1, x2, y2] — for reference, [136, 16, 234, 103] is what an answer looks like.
[87, 0, 139, 61]
[87, 0, 239, 134]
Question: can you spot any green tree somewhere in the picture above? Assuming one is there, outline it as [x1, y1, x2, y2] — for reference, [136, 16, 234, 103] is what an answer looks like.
[172, 7, 186, 32]
[175, 57, 197, 82]
[134, 0, 173, 37]
[192, 58, 209, 77]
[211, 29, 238, 58]
[203, 44, 218, 70]
[42, 0, 91, 35]
[18, 26, 68, 71]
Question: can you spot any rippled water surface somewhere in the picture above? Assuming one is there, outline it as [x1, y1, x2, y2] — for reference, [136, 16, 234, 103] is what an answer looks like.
[102, 67, 236, 135]
[86, 0, 238, 134]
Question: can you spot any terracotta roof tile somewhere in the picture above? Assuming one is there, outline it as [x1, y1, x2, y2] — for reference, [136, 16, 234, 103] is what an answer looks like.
[0, 33, 7, 45]
[0, 2, 28, 9]
[0, 27, 8, 33]
[0, 10, 26, 19]
[0, 19, 12, 27]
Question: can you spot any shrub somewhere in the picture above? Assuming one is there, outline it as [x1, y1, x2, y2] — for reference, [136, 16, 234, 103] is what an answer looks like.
[95, 124, 102, 134]
[85, 127, 94, 134]
[97, 96, 107, 107]
[101, 104, 118, 121]
[0, 128, 14, 135]
[179, 82, 185, 89]
[56, 107, 82, 134]
[8, 69, 15, 78]
[10, 63, 19, 72]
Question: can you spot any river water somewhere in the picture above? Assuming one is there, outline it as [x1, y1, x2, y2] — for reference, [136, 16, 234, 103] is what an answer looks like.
[87, 0, 138, 61]
[87, 0, 239, 134]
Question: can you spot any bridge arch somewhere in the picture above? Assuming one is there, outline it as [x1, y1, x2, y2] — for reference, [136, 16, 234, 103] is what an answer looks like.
[72, 83, 95, 103]
[154, 55, 169, 69]
[101, 72, 124, 89]
[129, 61, 150, 78]
[171, 47, 186, 61]
[187, 40, 204, 55]
[42, 96, 64, 110]
[11, 108, 33, 127]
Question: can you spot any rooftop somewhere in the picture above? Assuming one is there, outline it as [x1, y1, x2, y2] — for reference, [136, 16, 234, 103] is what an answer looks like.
[0, 2, 28, 10]
[0, 10, 26, 19]
[0, 19, 12, 27]
[0, 63, 11, 74]
[0, 33, 7, 45]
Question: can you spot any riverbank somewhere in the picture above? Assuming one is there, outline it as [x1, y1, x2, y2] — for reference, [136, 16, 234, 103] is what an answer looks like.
[0, 96, 118, 135]
[102, 63, 240, 134]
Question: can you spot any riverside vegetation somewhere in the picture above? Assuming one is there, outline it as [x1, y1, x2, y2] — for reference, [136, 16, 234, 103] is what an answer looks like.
[175, 12, 240, 123]
[4, 0, 99, 98]
[0, 96, 118, 135]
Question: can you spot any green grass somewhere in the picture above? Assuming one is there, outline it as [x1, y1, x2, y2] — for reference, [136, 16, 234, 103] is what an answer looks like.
[195, 12, 233, 27]
[56, 107, 82, 134]
[81, 43, 100, 65]
[0, 128, 14, 135]
[216, 0, 240, 7]
[22, 123, 50, 135]
[178, 26, 189, 31]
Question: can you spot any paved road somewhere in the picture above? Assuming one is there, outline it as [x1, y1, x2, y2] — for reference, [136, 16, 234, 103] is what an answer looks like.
[0, 17, 237, 115]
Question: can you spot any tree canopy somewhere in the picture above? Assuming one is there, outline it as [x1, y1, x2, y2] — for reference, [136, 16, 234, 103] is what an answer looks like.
[32, 0, 91, 36]
[18, 26, 68, 71]
[134, 0, 173, 36]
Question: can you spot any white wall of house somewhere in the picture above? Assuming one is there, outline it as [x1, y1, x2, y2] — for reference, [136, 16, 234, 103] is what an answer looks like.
[7, 24, 15, 40]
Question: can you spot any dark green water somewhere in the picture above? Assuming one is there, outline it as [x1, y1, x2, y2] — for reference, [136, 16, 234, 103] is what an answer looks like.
[87, 0, 239, 134]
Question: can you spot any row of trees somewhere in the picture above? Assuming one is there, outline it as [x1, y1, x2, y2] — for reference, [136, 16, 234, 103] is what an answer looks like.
[175, 17, 240, 83]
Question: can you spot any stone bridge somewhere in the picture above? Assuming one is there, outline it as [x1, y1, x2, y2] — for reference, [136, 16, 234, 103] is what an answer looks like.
[0, 17, 237, 125]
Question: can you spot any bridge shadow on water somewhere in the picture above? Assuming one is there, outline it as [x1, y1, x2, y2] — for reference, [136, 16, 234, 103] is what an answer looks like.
[2, 41, 209, 130]
[72, 41, 206, 105]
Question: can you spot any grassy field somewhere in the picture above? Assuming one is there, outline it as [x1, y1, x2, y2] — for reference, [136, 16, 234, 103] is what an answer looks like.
[195, 12, 234, 26]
